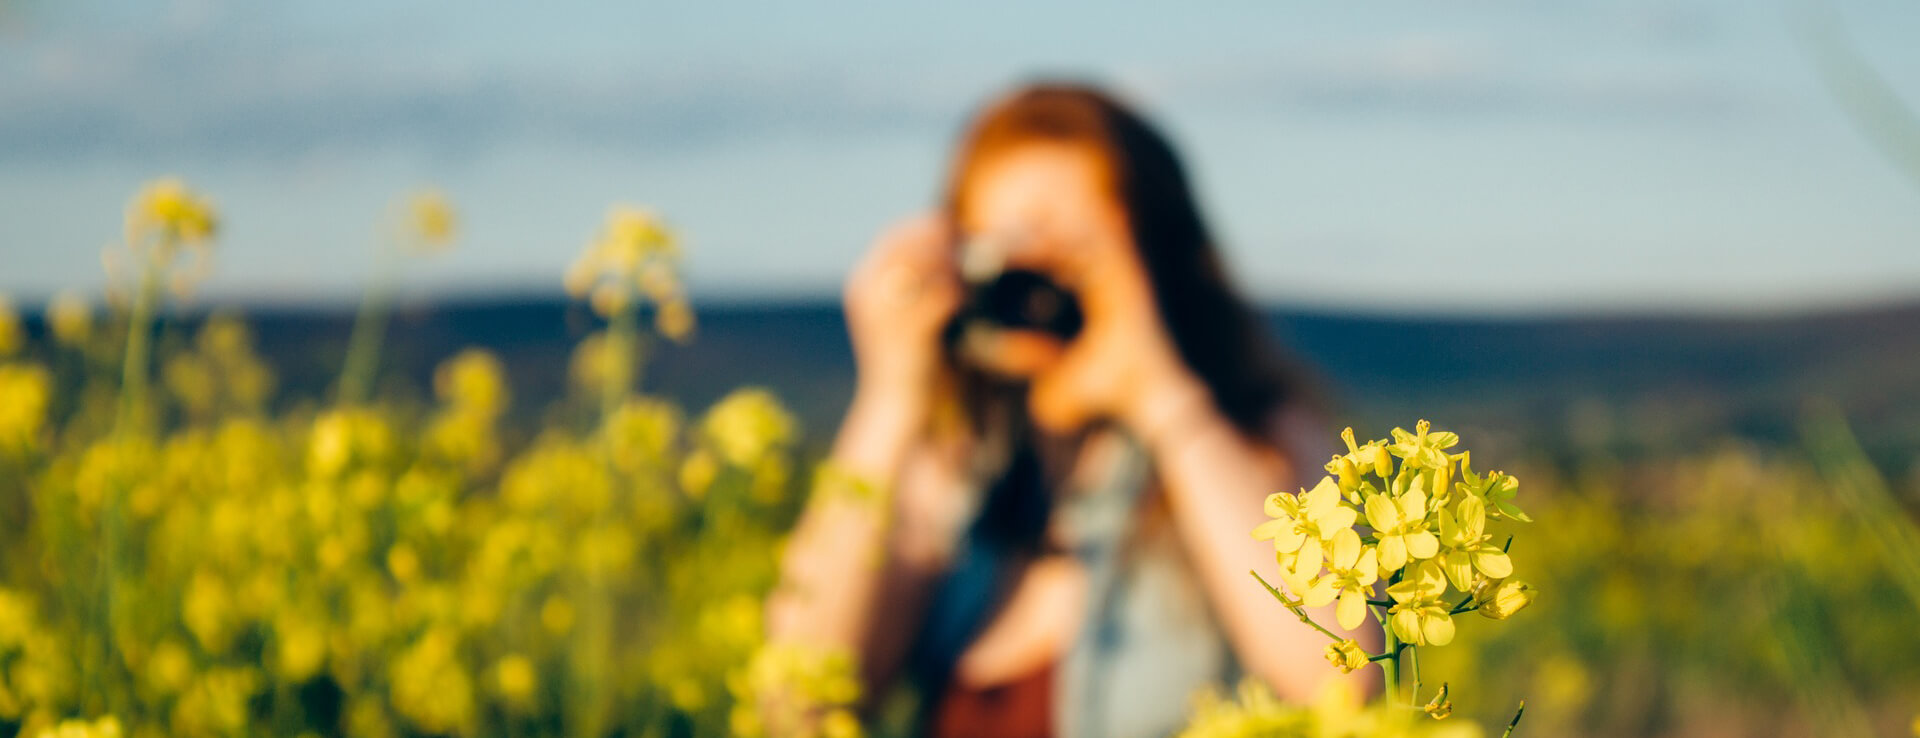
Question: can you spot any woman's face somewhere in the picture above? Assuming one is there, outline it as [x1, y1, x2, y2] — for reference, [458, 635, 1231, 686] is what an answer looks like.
[956, 143, 1132, 380]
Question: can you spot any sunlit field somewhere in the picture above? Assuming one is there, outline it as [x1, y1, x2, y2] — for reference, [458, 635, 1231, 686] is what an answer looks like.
[1, 182, 1917, 737]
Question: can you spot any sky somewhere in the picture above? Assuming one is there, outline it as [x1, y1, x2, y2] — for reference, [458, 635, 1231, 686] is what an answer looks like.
[2, 0, 1918, 315]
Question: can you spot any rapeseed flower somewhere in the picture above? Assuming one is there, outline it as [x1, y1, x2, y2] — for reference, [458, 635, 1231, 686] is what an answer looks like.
[404, 188, 458, 251]
[1387, 420, 1459, 471]
[1365, 483, 1439, 575]
[1253, 476, 1358, 576]
[701, 388, 798, 468]
[1455, 453, 1529, 522]
[0, 364, 53, 452]
[1325, 639, 1370, 674]
[0, 294, 21, 356]
[1473, 579, 1535, 621]
[45, 291, 91, 346]
[1387, 561, 1456, 647]
[1438, 495, 1513, 591]
[1301, 528, 1380, 630]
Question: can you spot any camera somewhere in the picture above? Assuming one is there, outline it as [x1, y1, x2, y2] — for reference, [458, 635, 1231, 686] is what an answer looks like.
[943, 233, 1084, 357]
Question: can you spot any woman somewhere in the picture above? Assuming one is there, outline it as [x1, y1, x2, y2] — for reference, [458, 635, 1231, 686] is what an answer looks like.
[767, 82, 1378, 737]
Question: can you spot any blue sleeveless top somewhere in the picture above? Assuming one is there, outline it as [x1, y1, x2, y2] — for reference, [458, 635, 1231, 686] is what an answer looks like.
[908, 432, 1240, 738]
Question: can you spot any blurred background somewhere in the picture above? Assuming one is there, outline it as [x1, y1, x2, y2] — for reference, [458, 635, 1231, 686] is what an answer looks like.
[2, 1, 1919, 736]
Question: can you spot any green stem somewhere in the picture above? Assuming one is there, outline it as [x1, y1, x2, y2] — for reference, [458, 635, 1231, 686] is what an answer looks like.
[337, 248, 398, 406]
[1408, 643, 1421, 709]
[1250, 570, 1343, 642]
[1500, 699, 1526, 738]
[115, 250, 163, 437]
[600, 303, 641, 419]
[1381, 620, 1401, 707]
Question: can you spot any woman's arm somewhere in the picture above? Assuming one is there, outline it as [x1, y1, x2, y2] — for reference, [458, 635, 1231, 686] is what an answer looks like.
[1129, 378, 1384, 702]
[764, 215, 969, 695]
[765, 388, 969, 690]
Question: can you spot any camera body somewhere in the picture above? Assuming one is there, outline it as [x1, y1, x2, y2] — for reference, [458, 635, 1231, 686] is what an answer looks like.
[943, 233, 1084, 358]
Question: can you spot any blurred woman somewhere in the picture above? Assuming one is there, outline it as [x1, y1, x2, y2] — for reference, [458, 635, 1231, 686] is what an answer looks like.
[768, 82, 1378, 737]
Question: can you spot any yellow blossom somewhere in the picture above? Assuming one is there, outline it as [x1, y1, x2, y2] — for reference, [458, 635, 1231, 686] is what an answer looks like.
[126, 177, 218, 246]
[1300, 528, 1379, 630]
[1424, 683, 1453, 720]
[1324, 638, 1369, 674]
[0, 294, 21, 356]
[492, 654, 537, 708]
[0, 364, 53, 451]
[1457, 452, 1530, 522]
[1388, 420, 1459, 471]
[433, 348, 510, 418]
[1473, 578, 1535, 620]
[1438, 494, 1513, 591]
[1252, 476, 1357, 586]
[34, 716, 121, 738]
[1364, 482, 1439, 575]
[701, 388, 797, 468]
[404, 188, 458, 251]
[1387, 561, 1456, 647]
[656, 297, 695, 342]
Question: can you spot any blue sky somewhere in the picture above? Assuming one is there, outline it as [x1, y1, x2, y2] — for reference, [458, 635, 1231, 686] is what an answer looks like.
[2, 1, 1918, 314]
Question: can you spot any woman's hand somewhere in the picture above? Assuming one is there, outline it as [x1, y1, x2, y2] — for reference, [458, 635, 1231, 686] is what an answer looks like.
[843, 214, 965, 418]
[1020, 229, 1209, 440]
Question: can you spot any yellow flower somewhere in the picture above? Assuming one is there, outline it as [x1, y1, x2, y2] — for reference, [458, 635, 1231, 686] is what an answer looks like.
[1387, 420, 1459, 471]
[680, 448, 719, 500]
[1252, 476, 1357, 583]
[0, 294, 21, 356]
[492, 654, 537, 708]
[730, 642, 863, 738]
[1438, 494, 1513, 591]
[386, 543, 421, 583]
[1387, 561, 1455, 646]
[0, 364, 53, 451]
[1424, 683, 1453, 720]
[656, 297, 695, 343]
[541, 595, 575, 635]
[1457, 452, 1530, 522]
[1334, 426, 1394, 483]
[405, 188, 458, 251]
[603, 397, 681, 474]
[566, 205, 682, 317]
[701, 388, 797, 468]
[1300, 528, 1378, 630]
[274, 615, 327, 683]
[126, 177, 218, 246]
[1324, 638, 1369, 674]
[389, 629, 474, 734]
[1474, 578, 1535, 620]
[144, 640, 193, 696]
[433, 349, 510, 418]
[34, 716, 121, 738]
[1363, 482, 1439, 575]
[182, 571, 235, 654]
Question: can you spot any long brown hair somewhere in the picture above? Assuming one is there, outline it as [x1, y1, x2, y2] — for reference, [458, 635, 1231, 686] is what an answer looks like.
[945, 81, 1304, 438]
[940, 82, 1310, 555]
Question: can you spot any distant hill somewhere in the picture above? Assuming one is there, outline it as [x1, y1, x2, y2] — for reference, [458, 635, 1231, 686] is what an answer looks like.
[56, 296, 1920, 467]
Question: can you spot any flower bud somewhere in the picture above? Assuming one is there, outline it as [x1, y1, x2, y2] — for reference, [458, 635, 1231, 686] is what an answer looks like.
[1425, 683, 1453, 720]
[1475, 579, 1535, 620]
[1323, 638, 1369, 674]
[1333, 456, 1360, 492]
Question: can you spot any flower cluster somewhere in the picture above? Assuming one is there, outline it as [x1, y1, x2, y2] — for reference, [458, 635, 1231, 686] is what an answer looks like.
[1254, 421, 1533, 651]
[564, 205, 694, 342]
[116, 178, 219, 299]
[728, 642, 864, 738]
[0, 187, 807, 737]
[1179, 680, 1481, 738]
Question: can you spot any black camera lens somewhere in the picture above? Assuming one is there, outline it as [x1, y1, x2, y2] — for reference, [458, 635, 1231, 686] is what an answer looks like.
[945, 269, 1084, 348]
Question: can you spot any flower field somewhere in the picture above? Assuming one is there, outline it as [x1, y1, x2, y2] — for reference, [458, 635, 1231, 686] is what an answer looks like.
[1, 180, 1917, 736]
